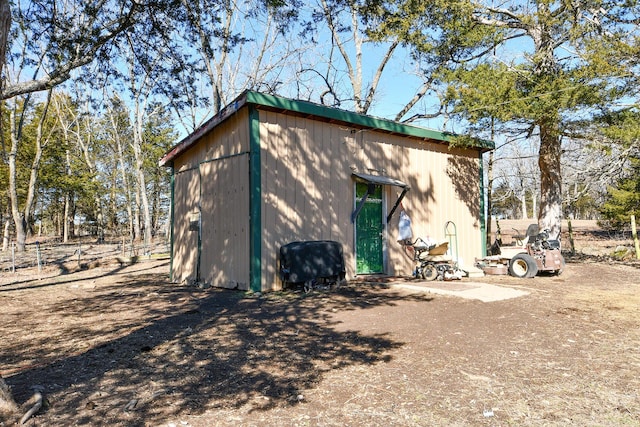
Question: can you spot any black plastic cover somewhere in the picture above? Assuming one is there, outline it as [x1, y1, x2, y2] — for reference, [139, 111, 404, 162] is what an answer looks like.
[280, 240, 345, 283]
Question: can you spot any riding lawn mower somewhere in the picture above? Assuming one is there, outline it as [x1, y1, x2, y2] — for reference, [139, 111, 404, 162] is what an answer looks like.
[476, 224, 565, 278]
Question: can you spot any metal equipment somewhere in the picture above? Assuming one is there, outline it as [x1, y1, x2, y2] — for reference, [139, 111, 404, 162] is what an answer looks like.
[410, 238, 465, 281]
[477, 224, 565, 278]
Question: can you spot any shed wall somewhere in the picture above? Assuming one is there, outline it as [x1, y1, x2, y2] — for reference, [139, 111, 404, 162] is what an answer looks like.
[171, 110, 250, 286]
[172, 167, 200, 284]
[258, 110, 482, 290]
[200, 154, 250, 289]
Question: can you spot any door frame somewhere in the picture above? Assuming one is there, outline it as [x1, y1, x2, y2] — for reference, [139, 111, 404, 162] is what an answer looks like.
[350, 172, 409, 276]
[353, 182, 388, 275]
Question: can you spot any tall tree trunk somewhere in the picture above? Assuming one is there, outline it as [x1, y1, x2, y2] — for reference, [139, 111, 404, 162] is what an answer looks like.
[137, 166, 152, 250]
[530, 7, 563, 239]
[0, 5, 8, 275]
[8, 109, 27, 251]
[2, 219, 9, 251]
[131, 130, 152, 249]
[72, 105, 104, 242]
[151, 168, 160, 236]
[1, 0, 15, 349]
[109, 109, 134, 242]
[8, 90, 53, 251]
[63, 194, 70, 242]
[63, 150, 72, 242]
[0, 0, 9, 86]
[538, 123, 563, 239]
[134, 184, 141, 242]
[520, 189, 528, 220]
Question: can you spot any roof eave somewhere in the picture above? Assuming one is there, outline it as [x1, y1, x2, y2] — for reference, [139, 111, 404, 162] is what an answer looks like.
[159, 90, 494, 166]
[159, 92, 251, 167]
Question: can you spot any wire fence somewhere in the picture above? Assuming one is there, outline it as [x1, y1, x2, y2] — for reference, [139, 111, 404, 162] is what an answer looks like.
[0, 237, 170, 274]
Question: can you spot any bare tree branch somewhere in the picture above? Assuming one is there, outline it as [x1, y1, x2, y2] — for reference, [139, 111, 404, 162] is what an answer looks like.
[1, 1, 141, 100]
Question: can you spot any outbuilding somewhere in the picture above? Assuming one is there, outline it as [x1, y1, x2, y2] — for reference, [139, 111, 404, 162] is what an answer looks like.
[159, 91, 493, 292]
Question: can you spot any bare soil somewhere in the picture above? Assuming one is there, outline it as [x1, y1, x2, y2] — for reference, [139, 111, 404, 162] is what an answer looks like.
[1, 220, 639, 426]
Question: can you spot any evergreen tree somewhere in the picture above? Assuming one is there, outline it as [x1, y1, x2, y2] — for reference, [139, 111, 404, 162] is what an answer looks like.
[364, 0, 640, 238]
[143, 103, 177, 237]
[599, 110, 640, 229]
[600, 156, 640, 229]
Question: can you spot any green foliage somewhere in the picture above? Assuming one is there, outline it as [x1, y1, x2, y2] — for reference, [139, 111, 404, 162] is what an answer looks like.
[142, 103, 177, 172]
[564, 189, 598, 220]
[442, 63, 523, 127]
[600, 155, 640, 229]
[599, 109, 640, 146]
[143, 103, 177, 233]
[490, 182, 520, 219]
[595, 108, 640, 228]
[364, 0, 639, 235]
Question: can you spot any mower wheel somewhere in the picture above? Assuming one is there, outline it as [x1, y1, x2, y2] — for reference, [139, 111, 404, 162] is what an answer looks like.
[508, 253, 538, 278]
[421, 264, 438, 281]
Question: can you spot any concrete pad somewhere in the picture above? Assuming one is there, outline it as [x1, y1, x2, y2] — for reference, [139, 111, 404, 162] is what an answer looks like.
[390, 280, 529, 303]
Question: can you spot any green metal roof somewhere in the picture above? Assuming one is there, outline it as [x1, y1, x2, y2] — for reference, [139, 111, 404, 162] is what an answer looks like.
[159, 90, 494, 166]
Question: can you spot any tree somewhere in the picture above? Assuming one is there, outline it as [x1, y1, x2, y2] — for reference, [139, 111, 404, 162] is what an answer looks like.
[0, 0, 19, 416]
[48, 91, 106, 240]
[165, 0, 302, 130]
[491, 181, 520, 219]
[599, 110, 640, 228]
[1, 0, 144, 101]
[369, 0, 640, 238]
[5, 90, 54, 251]
[142, 103, 177, 236]
[600, 155, 640, 228]
[2, 0, 160, 251]
[102, 94, 136, 241]
[0, 0, 8, 75]
[297, 0, 399, 114]
[561, 136, 619, 220]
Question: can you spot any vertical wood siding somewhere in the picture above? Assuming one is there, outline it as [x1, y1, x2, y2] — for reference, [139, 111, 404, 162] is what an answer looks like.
[171, 110, 250, 286]
[172, 105, 482, 291]
[260, 111, 354, 290]
[172, 166, 200, 283]
[200, 154, 250, 289]
[259, 110, 482, 290]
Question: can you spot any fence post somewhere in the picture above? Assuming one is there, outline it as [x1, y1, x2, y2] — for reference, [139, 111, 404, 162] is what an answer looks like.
[567, 219, 575, 255]
[631, 215, 640, 260]
[36, 241, 42, 272]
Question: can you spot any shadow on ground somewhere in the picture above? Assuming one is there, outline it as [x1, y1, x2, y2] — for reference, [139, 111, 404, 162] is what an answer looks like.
[4, 267, 432, 425]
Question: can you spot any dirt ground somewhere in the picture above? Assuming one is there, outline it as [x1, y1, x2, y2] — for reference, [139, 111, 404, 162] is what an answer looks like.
[1, 220, 639, 426]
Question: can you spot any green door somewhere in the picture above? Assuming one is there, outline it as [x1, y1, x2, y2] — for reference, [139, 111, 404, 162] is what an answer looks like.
[355, 183, 384, 274]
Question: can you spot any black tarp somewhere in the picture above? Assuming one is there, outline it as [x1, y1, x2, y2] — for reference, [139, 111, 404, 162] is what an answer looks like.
[280, 240, 345, 283]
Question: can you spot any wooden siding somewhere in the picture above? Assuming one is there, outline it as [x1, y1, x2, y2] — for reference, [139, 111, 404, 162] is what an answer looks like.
[173, 109, 250, 173]
[171, 103, 482, 291]
[200, 154, 250, 290]
[172, 166, 200, 283]
[260, 110, 354, 290]
[171, 109, 250, 286]
[259, 110, 482, 290]
[375, 137, 482, 276]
